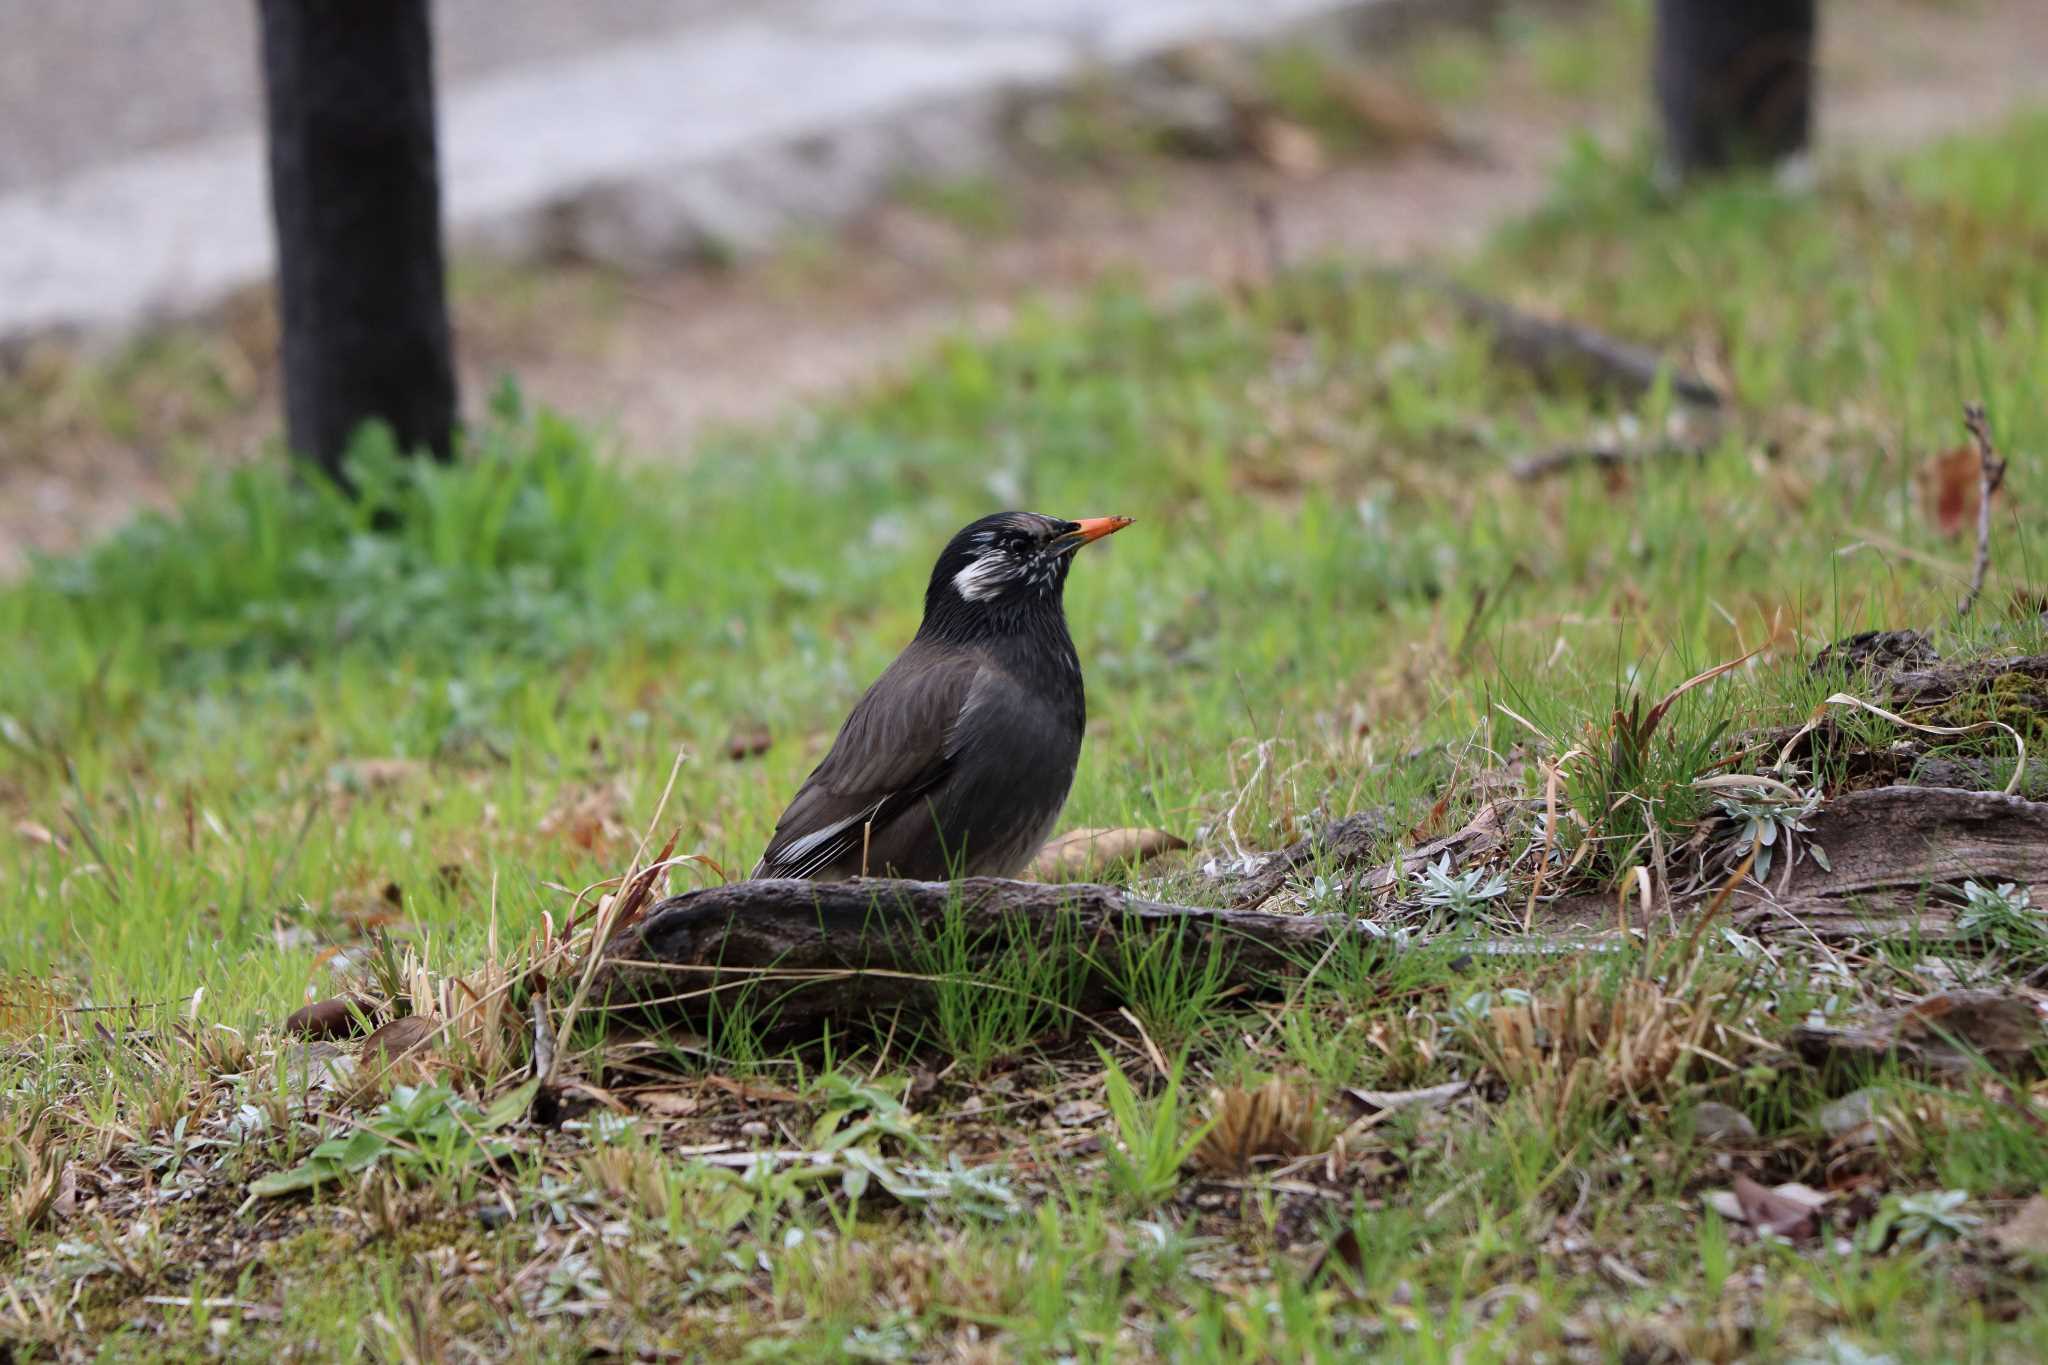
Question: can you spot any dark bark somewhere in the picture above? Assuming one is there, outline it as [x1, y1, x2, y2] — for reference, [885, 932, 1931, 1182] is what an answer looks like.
[588, 878, 1347, 1033]
[1653, 0, 1817, 179]
[258, 0, 456, 483]
[587, 785, 2048, 1034]
[1389, 269, 1724, 408]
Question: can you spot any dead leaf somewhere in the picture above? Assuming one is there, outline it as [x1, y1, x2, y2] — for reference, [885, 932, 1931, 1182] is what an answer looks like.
[1818, 1087, 1884, 1149]
[1029, 827, 1188, 881]
[1918, 443, 1981, 539]
[1989, 1194, 2048, 1257]
[629, 1089, 701, 1119]
[1344, 1080, 1471, 1114]
[1311, 1224, 1365, 1284]
[725, 728, 773, 762]
[1249, 116, 1325, 177]
[359, 1015, 441, 1069]
[11, 819, 66, 851]
[49, 1163, 78, 1224]
[1708, 1175, 1827, 1241]
[1330, 69, 1462, 154]
[537, 777, 636, 853]
[704, 1074, 800, 1105]
[1797, 992, 2048, 1078]
[1053, 1098, 1107, 1127]
[284, 995, 378, 1041]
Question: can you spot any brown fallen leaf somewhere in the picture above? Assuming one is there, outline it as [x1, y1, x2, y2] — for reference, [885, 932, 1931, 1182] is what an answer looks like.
[725, 728, 773, 762]
[359, 1015, 441, 1069]
[11, 819, 66, 851]
[1330, 69, 1471, 157]
[1052, 1098, 1107, 1127]
[1029, 827, 1188, 882]
[1690, 1100, 1760, 1146]
[1797, 991, 2048, 1078]
[628, 1089, 702, 1119]
[1989, 1194, 2048, 1258]
[283, 996, 378, 1041]
[1708, 1175, 1827, 1241]
[1918, 443, 1981, 539]
[704, 1074, 800, 1105]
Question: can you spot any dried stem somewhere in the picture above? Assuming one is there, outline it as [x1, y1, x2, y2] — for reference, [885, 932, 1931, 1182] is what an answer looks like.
[1958, 402, 2008, 619]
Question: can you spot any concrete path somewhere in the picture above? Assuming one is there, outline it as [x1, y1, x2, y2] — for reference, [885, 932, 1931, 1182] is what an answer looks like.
[0, 0, 1381, 344]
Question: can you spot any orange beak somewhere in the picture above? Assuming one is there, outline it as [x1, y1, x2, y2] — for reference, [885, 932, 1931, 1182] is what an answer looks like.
[1054, 516, 1134, 550]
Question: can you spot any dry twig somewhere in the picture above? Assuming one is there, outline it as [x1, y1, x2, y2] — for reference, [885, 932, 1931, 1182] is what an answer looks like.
[1958, 402, 2008, 619]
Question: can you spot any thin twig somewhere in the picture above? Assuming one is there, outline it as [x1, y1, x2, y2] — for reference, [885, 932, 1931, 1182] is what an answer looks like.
[1958, 402, 2008, 619]
[1510, 441, 1710, 480]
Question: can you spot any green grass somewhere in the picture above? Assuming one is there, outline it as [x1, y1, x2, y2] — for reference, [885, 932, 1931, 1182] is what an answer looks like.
[4, 98, 2048, 1362]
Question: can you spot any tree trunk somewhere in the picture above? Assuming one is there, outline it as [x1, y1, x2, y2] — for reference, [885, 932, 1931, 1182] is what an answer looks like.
[258, 0, 456, 483]
[1653, 0, 1817, 179]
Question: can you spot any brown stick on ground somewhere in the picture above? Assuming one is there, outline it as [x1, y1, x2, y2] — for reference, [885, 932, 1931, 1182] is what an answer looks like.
[1958, 402, 2009, 619]
[1383, 267, 1725, 408]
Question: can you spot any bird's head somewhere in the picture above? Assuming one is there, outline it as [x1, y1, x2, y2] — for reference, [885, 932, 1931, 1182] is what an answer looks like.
[921, 511, 1132, 634]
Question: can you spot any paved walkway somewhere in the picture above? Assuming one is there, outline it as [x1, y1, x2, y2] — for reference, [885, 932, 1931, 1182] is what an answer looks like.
[0, 0, 1377, 343]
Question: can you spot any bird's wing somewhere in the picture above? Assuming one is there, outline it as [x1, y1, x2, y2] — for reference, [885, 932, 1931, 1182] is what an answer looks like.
[754, 644, 984, 879]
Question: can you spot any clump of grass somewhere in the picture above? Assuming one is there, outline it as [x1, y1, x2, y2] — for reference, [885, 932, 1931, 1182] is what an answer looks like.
[910, 891, 1086, 1076]
[8, 383, 679, 693]
[1098, 1048, 1211, 1208]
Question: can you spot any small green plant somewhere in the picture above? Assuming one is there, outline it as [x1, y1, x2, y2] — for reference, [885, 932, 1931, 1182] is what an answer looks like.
[809, 1072, 923, 1157]
[1097, 1049, 1212, 1208]
[1953, 880, 2044, 955]
[1860, 1189, 1980, 1251]
[1413, 852, 1511, 924]
[248, 1080, 525, 1198]
[1699, 783, 1829, 884]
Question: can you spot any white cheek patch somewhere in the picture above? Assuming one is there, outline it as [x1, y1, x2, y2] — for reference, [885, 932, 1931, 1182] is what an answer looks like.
[952, 553, 1013, 601]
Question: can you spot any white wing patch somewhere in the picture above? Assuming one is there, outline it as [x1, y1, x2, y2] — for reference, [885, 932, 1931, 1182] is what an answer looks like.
[756, 797, 888, 878]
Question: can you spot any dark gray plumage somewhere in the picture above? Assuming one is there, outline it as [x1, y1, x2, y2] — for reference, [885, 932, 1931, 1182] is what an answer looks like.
[754, 510, 1132, 882]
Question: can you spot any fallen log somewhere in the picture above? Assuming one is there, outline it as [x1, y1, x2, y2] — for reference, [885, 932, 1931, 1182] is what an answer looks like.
[589, 879, 1341, 1032]
[587, 788, 2048, 1033]
[1543, 786, 2048, 941]
[1383, 268, 1724, 408]
[588, 876, 1599, 1032]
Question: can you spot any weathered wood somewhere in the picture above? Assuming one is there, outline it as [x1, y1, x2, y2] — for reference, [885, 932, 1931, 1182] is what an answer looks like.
[1408, 270, 1723, 408]
[1542, 786, 2048, 941]
[589, 788, 2048, 1034]
[589, 878, 1344, 1031]
[1225, 811, 1389, 909]
[258, 0, 456, 482]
